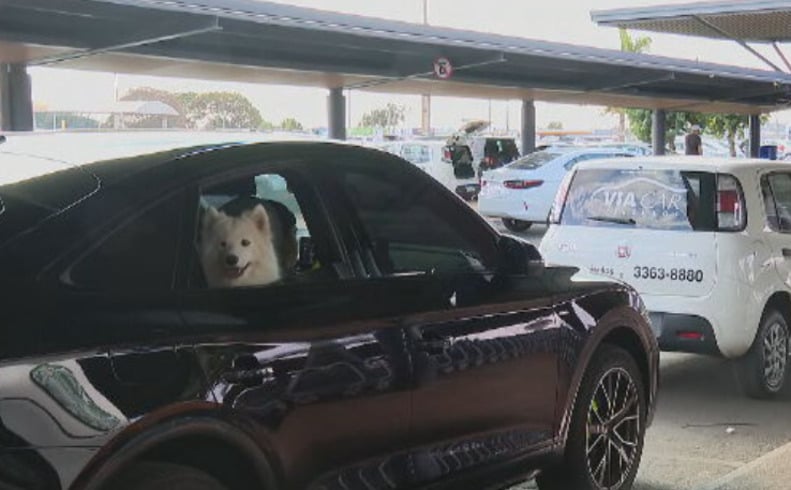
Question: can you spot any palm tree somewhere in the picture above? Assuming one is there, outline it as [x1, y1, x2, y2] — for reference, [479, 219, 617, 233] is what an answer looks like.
[607, 29, 652, 141]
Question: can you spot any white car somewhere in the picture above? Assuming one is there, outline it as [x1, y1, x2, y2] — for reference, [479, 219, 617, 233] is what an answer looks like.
[478, 147, 633, 232]
[377, 140, 478, 198]
[540, 155, 791, 398]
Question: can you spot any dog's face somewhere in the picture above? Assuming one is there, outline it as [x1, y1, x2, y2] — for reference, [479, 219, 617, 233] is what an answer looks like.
[200, 205, 279, 287]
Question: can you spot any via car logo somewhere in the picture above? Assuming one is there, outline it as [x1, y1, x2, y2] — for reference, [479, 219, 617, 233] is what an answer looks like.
[617, 245, 631, 258]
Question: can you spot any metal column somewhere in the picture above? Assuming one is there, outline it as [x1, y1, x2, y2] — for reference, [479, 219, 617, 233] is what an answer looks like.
[327, 87, 346, 141]
[0, 64, 34, 131]
[521, 99, 536, 155]
[652, 109, 666, 156]
[749, 114, 761, 158]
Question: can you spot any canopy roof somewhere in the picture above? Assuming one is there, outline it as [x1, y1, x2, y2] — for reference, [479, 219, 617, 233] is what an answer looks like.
[2, 0, 791, 114]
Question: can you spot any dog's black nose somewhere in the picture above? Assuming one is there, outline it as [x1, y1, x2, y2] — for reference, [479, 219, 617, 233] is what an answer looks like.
[225, 254, 239, 266]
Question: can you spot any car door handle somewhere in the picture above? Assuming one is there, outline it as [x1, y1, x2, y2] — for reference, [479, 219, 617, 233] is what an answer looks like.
[783, 248, 791, 258]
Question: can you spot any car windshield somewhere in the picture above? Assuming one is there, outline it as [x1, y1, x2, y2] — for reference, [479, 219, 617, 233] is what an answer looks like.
[507, 151, 562, 169]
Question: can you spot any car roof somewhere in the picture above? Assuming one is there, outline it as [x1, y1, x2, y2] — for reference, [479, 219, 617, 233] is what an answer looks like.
[575, 155, 781, 173]
[0, 131, 331, 186]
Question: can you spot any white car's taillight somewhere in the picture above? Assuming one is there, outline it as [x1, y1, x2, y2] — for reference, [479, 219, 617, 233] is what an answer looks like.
[717, 174, 745, 231]
[549, 170, 575, 224]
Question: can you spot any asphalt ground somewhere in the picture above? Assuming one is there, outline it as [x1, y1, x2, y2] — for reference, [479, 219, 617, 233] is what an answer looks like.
[483, 215, 791, 490]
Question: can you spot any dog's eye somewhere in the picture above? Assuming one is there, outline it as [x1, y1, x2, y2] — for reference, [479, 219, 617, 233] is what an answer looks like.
[241, 239, 251, 247]
[220, 241, 227, 248]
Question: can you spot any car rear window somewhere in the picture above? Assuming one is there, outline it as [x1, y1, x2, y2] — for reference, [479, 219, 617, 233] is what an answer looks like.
[559, 168, 717, 231]
[0, 153, 98, 244]
[508, 151, 562, 170]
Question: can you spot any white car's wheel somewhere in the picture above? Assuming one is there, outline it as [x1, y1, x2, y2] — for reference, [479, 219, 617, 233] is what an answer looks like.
[502, 218, 532, 232]
[738, 310, 789, 399]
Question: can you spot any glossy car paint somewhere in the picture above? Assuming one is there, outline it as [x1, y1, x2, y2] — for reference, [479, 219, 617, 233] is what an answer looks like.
[0, 140, 657, 490]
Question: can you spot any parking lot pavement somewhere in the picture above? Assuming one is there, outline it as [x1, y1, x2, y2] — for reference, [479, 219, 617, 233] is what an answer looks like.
[475, 214, 791, 490]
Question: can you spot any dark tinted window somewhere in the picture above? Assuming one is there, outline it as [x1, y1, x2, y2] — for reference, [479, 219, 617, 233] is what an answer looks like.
[67, 193, 182, 290]
[0, 157, 98, 244]
[336, 166, 498, 275]
[764, 173, 791, 232]
[561, 168, 715, 231]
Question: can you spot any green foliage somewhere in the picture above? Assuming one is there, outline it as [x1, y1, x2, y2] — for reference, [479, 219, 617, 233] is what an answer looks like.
[280, 117, 304, 131]
[121, 87, 187, 128]
[121, 87, 262, 129]
[359, 103, 406, 129]
[618, 28, 651, 53]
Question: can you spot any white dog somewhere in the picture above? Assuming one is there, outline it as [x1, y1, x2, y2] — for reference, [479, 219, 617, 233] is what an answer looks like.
[200, 205, 281, 288]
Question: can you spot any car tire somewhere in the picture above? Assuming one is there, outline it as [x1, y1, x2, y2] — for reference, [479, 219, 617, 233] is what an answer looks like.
[107, 462, 228, 490]
[502, 218, 532, 232]
[536, 344, 646, 490]
[738, 309, 789, 399]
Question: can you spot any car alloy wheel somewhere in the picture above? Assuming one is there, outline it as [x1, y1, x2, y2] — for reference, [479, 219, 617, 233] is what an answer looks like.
[739, 309, 790, 398]
[585, 367, 641, 490]
[763, 320, 788, 392]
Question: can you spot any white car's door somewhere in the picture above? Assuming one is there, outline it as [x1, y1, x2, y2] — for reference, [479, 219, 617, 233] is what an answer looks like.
[760, 171, 791, 288]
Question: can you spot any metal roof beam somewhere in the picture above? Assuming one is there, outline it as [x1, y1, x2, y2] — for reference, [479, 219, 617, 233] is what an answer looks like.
[691, 15, 785, 73]
[30, 17, 222, 66]
[772, 42, 791, 73]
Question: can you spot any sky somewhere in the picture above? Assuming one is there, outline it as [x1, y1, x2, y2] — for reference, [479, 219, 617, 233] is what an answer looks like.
[29, 0, 791, 131]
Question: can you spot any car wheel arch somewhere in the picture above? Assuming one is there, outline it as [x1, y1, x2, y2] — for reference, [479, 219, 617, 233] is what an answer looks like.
[72, 416, 280, 490]
[555, 307, 655, 449]
[763, 291, 791, 328]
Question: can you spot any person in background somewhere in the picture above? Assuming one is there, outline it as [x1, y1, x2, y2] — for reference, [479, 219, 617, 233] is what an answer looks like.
[685, 124, 703, 155]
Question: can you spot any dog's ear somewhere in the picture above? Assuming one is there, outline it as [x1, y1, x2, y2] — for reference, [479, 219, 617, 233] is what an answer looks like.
[202, 206, 221, 234]
[248, 204, 271, 233]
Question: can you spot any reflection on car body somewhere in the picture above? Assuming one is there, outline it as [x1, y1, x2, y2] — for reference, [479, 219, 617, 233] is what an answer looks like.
[0, 133, 657, 490]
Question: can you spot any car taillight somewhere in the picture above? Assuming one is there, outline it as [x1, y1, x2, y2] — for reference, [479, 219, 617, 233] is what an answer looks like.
[503, 179, 543, 189]
[483, 156, 496, 167]
[717, 174, 745, 231]
[550, 171, 576, 224]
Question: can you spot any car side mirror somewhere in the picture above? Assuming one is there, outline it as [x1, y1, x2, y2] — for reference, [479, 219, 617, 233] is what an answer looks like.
[497, 235, 543, 275]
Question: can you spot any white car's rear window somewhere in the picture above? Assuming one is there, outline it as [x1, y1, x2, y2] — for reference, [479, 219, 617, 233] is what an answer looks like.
[560, 168, 717, 231]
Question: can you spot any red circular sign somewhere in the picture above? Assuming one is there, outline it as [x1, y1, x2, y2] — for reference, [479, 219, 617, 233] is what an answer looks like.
[433, 57, 453, 79]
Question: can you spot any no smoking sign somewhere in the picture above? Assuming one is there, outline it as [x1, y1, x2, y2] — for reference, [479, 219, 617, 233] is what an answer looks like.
[433, 57, 453, 79]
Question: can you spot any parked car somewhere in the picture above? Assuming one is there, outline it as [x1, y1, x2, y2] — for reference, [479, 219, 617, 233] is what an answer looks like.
[376, 140, 479, 200]
[540, 155, 791, 399]
[0, 132, 657, 490]
[478, 147, 634, 232]
[443, 122, 521, 200]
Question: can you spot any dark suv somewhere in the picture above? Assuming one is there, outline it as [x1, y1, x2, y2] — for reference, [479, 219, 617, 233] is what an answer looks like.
[0, 134, 657, 490]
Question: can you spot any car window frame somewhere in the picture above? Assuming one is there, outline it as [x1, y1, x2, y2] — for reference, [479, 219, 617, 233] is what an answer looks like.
[761, 171, 791, 234]
[183, 159, 352, 290]
[314, 153, 501, 279]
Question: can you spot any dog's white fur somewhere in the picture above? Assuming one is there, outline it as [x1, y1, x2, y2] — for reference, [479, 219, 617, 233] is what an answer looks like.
[200, 205, 281, 288]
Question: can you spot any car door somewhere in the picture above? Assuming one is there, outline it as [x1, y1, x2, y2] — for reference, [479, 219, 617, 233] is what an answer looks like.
[0, 189, 206, 489]
[320, 155, 562, 486]
[760, 171, 791, 288]
[179, 159, 414, 490]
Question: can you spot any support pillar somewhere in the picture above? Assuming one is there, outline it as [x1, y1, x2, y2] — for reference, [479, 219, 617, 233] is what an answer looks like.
[652, 109, 666, 156]
[0, 63, 34, 131]
[749, 114, 761, 158]
[327, 87, 346, 141]
[521, 99, 535, 155]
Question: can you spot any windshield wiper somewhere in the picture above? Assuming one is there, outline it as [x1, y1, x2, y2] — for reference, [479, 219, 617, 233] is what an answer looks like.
[586, 215, 637, 226]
